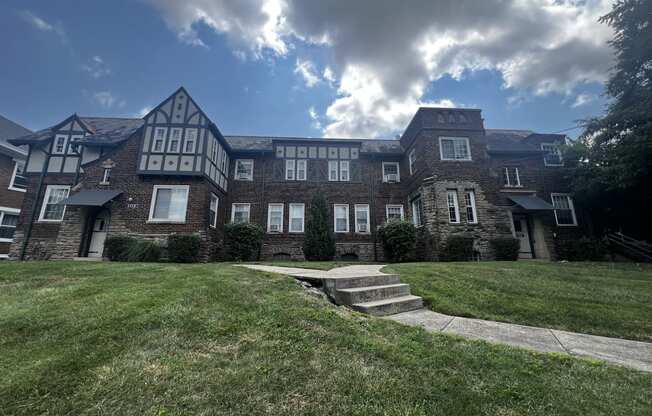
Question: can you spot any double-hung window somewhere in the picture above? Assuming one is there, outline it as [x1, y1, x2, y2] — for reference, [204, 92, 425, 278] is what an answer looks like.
[328, 161, 339, 181]
[296, 160, 307, 181]
[9, 160, 27, 192]
[439, 137, 471, 161]
[411, 197, 422, 226]
[385, 204, 404, 221]
[53, 135, 67, 154]
[167, 128, 182, 153]
[184, 129, 197, 153]
[355, 204, 370, 233]
[235, 159, 254, 181]
[408, 149, 416, 174]
[339, 161, 349, 181]
[285, 160, 306, 180]
[542, 143, 563, 166]
[382, 162, 400, 182]
[328, 161, 349, 182]
[446, 190, 460, 224]
[148, 185, 189, 223]
[551, 193, 577, 226]
[153, 128, 166, 152]
[0, 210, 19, 242]
[334, 204, 349, 233]
[289, 203, 305, 233]
[209, 193, 219, 228]
[39, 185, 70, 222]
[231, 203, 251, 224]
[267, 203, 284, 233]
[504, 167, 521, 187]
[464, 190, 478, 224]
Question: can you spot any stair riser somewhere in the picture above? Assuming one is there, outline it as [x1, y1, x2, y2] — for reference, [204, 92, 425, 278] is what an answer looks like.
[325, 275, 401, 290]
[352, 298, 423, 316]
[336, 285, 410, 304]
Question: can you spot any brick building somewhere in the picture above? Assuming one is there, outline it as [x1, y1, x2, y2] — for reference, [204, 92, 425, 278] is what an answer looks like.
[8, 87, 584, 261]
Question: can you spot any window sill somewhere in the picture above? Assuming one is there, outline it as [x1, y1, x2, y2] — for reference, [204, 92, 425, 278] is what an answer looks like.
[556, 223, 578, 227]
[440, 158, 473, 162]
[0, 238, 14, 243]
[8, 186, 26, 193]
[99, 182, 110, 186]
[146, 220, 187, 224]
[37, 219, 63, 223]
[288, 231, 304, 234]
[235, 178, 253, 181]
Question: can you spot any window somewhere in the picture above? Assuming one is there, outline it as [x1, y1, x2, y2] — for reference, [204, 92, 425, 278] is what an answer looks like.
[231, 203, 251, 224]
[551, 193, 577, 226]
[354, 204, 370, 233]
[542, 143, 563, 166]
[53, 135, 67, 154]
[148, 185, 189, 223]
[209, 193, 219, 228]
[446, 190, 460, 224]
[408, 149, 416, 174]
[327, 160, 349, 182]
[267, 204, 284, 233]
[167, 128, 182, 152]
[464, 190, 478, 224]
[289, 203, 305, 233]
[153, 128, 166, 152]
[329, 161, 338, 181]
[295, 160, 307, 181]
[285, 160, 295, 180]
[38, 185, 70, 222]
[334, 204, 349, 233]
[184, 129, 197, 153]
[440, 137, 471, 161]
[100, 168, 111, 185]
[9, 160, 27, 192]
[386, 205, 404, 221]
[339, 161, 349, 181]
[235, 159, 254, 181]
[0, 210, 19, 241]
[503, 167, 521, 187]
[382, 162, 400, 182]
[411, 198, 422, 226]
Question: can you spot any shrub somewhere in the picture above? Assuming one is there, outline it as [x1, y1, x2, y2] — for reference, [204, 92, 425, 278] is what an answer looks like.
[128, 240, 162, 262]
[415, 227, 435, 261]
[104, 235, 137, 261]
[224, 223, 263, 261]
[442, 235, 474, 261]
[379, 220, 416, 262]
[556, 237, 607, 261]
[490, 237, 520, 261]
[167, 234, 202, 263]
[303, 194, 336, 260]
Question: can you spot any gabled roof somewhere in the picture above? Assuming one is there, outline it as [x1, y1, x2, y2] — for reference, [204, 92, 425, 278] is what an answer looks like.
[0, 115, 31, 158]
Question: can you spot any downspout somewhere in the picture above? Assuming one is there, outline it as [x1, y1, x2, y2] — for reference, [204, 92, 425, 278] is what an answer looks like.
[370, 155, 377, 262]
[258, 150, 266, 260]
[20, 147, 51, 260]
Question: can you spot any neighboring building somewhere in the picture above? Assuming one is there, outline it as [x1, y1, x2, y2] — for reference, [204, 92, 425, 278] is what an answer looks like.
[0, 115, 31, 258]
[8, 87, 584, 261]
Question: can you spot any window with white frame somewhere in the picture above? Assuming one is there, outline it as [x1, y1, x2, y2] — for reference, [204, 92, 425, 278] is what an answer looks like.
[100, 168, 111, 185]
[334, 204, 349, 233]
[209, 193, 219, 228]
[53, 135, 67, 154]
[267, 203, 284, 233]
[167, 128, 182, 153]
[542, 143, 563, 166]
[551, 193, 577, 226]
[382, 162, 400, 182]
[328, 160, 338, 181]
[386, 204, 404, 221]
[289, 203, 305, 233]
[446, 190, 460, 223]
[464, 190, 478, 224]
[9, 160, 27, 192]
[231, 203, 251, 224]
[296, 160, 307, 181]
[183, 129, 197, 153]
[0, 210, 19, 241]
[235, 159, 254, 181]
[411, 197, 422, 226]
[503, 167, 521, 187]
[39, 185, 70, 222]
[148, 185, 189, 222]
[153, 128, 166, 152]
[354, 204, 370, 233]
[339, 161, 349, 181]
[440, 137, 471, 161]
[408, 149, 416, 174]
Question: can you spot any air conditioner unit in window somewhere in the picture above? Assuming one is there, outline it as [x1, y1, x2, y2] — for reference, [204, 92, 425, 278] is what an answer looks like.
[270, 224, 280, 232]
[358, 224, 368, 232]
[385, 174, 398, 183]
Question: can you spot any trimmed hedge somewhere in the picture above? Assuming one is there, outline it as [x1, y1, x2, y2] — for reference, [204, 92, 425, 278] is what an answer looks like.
[167, 234, 202, 263]
[224, 223, 263, 261]
[490, 237, 520, 261]
[556, 237, 607, 261]
[104, 235, 161, 262]
[379, 220, 416, 262]
[442, 235, 474, 261]
[303, 194, 336, 260]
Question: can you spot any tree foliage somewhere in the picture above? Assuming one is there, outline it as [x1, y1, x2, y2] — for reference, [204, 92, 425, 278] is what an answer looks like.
[303, 194, 336, 260]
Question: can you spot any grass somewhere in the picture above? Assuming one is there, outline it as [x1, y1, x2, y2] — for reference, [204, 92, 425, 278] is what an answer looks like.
[1, 261, 651, 415]
[386, 261, 652, 342]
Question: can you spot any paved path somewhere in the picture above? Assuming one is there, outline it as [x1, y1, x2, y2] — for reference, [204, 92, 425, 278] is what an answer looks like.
[242, 264, 652, 372]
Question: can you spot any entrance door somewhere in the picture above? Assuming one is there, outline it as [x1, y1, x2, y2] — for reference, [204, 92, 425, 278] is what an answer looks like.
[513, 215, 533, 259]
[88, 212, 109, 258]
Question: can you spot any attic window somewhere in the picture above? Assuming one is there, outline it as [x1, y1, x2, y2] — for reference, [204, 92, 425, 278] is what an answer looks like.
[459, 113, 468, 123]
[448, 113, 456, 123]
[437, 113, 445, 123]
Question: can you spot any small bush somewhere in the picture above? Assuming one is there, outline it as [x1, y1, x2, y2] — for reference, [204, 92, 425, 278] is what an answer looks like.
[379, 220, 416, 262]
[104, 235, 137, 261]
[167, 234, 202, 263]
[128, 240, 162, 262]
[442, 235, 474, 261]
[556, 237, 607, 261]
[303, 194, 336, 260]
[490, 237, 520, 261]
[415, 227, 435, 261]
[224, 223, 263, 261]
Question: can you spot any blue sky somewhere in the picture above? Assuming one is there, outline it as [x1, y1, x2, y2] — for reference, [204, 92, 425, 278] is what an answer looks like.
[0, 0, 613, 139]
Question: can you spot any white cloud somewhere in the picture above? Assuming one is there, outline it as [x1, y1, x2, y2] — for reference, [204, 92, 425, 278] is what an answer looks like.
[93, 91, 125, 109]
[294, 58, 321, 87]
[571, 93, 596, 108]
[81, 55, 111, 79]
[323, 66, 336, 86]
[20, 10, 67, 44]
[135, 106, 153, 118]
[308, 106, 322, 130]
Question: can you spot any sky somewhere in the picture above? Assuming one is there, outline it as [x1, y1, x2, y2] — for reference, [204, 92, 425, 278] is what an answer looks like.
[0, 0, 615, 139]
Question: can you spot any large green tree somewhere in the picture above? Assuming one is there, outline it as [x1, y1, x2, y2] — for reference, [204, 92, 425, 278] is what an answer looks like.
[566, 0, 652, 239]
[303, 193, 336, 260]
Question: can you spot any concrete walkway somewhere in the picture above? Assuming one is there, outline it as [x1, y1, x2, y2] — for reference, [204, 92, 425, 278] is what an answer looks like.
[242, 264, 652, 372]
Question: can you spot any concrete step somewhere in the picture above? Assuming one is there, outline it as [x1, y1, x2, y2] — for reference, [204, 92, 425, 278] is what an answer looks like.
[352, 295, 424, 316]
[324, 274, 401, 290]
[335, 283, 411, 304]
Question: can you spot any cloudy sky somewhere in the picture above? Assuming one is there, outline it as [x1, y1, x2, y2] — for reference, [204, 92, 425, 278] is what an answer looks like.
[0, 0, 614, 139]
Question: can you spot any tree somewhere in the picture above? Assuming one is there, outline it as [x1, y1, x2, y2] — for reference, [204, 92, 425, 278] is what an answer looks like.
[566, 0, 652, 239]
[303, 194, 336, 260]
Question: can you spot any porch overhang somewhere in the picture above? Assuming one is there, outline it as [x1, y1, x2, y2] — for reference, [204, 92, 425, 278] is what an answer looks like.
[58, 190, 122, 206]
[507, 195, 554, 211]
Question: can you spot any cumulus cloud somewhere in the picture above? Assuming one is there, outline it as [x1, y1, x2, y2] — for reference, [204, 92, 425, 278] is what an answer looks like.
[93, 91, 126, 109]
[294, 58, 321, 87]
[81, 56, 111, 79]
[20, 10, 68, 44]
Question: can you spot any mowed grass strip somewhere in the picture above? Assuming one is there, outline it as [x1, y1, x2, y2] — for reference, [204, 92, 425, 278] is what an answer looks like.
[0, 261, 651, 415]
[387, 261, 652, 341]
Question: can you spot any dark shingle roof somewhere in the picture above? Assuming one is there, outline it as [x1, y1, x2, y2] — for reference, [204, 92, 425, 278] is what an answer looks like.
[223, 135, 403, 155]
[485, 129, 543, 154]
[76, 117, 144, 145]
[0, 115, 31, 158]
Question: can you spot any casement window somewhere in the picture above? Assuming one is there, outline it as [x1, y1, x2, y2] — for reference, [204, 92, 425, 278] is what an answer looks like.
[235, 159, 254, 181]
[354, 204, 370, 233]
[167, 128, 182, 153]
[9, 160, 27, 192]
[551, 193, 577, 226]
[231, 203, 251, 224]
[289, 203, 305, 233]
[183, 129, 197, 153]
[440, 137, 471, 161]
[328, 161, 339, 181]
[542, 143, 563, 166]
[408, 148, 416, 175]
[446, 190, 460, 224]
[411, 197, 423, 226]
[382, 162, 400, 182]
[153, 128, 166, 152]
[38, 185, 70, 222]
[148, 185, 189, 223]
[503, 167, 521, 187]
[267, 203, 284, 233]
[385, 204, 404, 221]
[464, 190, 478, 224]
[209, 193, 219, 228]
[100, 168, 111, 185]
[334, 204, 349, 233]
[52, 135, 67, 154]
[0, 209, 19, 242]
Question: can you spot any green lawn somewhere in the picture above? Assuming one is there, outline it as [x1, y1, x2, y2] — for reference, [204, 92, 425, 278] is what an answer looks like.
[1, 262, 651, 415]
[386, 261, 652, 342]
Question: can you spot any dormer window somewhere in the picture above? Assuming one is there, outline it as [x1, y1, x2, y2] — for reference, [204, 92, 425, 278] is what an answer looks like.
[167, 128, 182, 152]
[437, 113, 445, 123]
[459, 113, 468, 123]
[448, 113, 456, 123]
